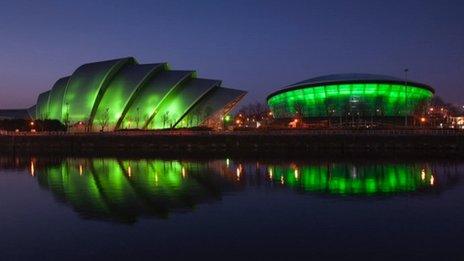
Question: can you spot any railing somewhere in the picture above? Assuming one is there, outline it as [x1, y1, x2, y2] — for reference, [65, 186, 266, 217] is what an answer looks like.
[1, 129, 463, 137]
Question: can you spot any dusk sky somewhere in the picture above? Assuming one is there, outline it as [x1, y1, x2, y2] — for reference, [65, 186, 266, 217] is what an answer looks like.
[0, 0, 463, 109]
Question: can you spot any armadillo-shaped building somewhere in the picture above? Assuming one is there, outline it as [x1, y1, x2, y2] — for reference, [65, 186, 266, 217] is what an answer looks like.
[35, 57, 246, 131]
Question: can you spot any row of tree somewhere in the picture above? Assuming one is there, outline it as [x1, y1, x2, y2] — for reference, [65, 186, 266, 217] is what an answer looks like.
[95, 105, 217, 131]
[0, 119, 65, 132]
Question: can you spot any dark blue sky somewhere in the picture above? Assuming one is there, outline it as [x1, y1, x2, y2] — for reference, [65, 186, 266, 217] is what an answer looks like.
[0, 0, 463, 108]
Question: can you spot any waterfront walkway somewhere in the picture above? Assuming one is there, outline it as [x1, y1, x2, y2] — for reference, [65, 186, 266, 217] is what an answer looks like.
[1, 128, 463, 137]
[0, 129, 463, 157]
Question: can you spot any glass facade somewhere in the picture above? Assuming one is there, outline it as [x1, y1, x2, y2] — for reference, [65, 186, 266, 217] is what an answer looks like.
[268, 83, 433, 118]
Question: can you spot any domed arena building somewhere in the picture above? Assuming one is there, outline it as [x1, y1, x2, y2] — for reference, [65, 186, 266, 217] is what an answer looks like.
[34, 57, 246, 132]
[267, 73, 434, 126]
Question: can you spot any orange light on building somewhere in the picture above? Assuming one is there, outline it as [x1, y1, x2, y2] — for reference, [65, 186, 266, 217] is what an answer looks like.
[30, 121, 35, 126]
[420, 117, 426, 123]
[30, 161, 35, 176]
[236, 165, 242, 181]
[289, 118, 299, 128]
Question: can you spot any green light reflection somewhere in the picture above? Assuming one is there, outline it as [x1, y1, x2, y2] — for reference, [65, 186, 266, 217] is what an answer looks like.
[35, 158, 238, 223]
[267, 163, 435, 195]
[31, 158, 446, 223]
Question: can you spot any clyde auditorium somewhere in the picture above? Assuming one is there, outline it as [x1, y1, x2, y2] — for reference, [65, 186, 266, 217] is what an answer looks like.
[33, 57, 246, 131]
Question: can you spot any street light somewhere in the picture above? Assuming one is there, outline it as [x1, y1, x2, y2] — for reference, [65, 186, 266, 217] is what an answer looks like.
[29, 121, 36, 132]
[404, 68, 409, 126]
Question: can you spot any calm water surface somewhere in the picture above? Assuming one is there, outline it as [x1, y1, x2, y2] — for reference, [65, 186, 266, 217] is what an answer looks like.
[0, 157, 463, 260]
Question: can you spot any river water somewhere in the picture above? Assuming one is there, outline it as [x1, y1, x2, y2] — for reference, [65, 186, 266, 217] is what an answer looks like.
[0, 157, 463, 260]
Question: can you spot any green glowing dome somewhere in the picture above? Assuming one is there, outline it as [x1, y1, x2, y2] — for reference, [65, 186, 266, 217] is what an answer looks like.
[267, 73, 434, 118]
[35, 57, 246, 131]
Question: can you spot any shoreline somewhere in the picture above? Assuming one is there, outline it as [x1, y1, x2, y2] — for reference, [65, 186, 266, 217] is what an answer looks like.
[0, 129, 463, 158]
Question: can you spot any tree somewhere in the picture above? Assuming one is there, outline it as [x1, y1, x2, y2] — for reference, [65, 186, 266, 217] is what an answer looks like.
[325, 98, 337, 127]
[135, 107, 141, 129]
[374, 96, 385, 117]
[63, 102, 70, 131]
[99, 108, 110, 132]
[161, 111, 170, 129]
[292, 102, 305, 128]
[293, 102, 304, 118]
[191, 106, 203, 126]
[237, 102, 271, 127]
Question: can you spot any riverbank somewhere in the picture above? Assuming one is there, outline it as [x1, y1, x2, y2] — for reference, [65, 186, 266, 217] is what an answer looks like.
[0, 129, 463, 157]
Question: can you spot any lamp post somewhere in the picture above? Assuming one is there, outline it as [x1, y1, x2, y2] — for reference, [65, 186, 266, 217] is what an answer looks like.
[64, 102, 70, 132]
[404, 68, 409, 127]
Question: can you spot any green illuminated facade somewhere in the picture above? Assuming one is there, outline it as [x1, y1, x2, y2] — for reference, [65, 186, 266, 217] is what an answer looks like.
[267, 74, 434, 118]
[35, 57, 246, 131]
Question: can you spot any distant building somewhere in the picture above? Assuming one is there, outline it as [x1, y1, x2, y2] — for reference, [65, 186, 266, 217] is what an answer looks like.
[33, 57, 246, 132]
[0, 109, 33, 120]
[451, 116, 464, 129]
[267, 73, 434, 126]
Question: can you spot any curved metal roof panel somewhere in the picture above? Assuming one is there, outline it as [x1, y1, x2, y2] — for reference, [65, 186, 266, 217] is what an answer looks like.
[48, 76, 70, 120]
[290, 73, 408, 86]
[30, 57, 247, 131]
[91, 63, 164, 131]
[63, 57, 135, 124]
[119, 70, 194, 129]
[177, 87, 246, 128]
[27, 105, 36, 120]
[146, 78, 220, 129]
[36, 91, 51, 119]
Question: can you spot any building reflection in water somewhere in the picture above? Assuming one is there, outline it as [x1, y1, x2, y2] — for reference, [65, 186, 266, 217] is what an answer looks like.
[265, 163, 443, 195]
[5, 157, 457, 223]
[31, 158, 241, 223]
